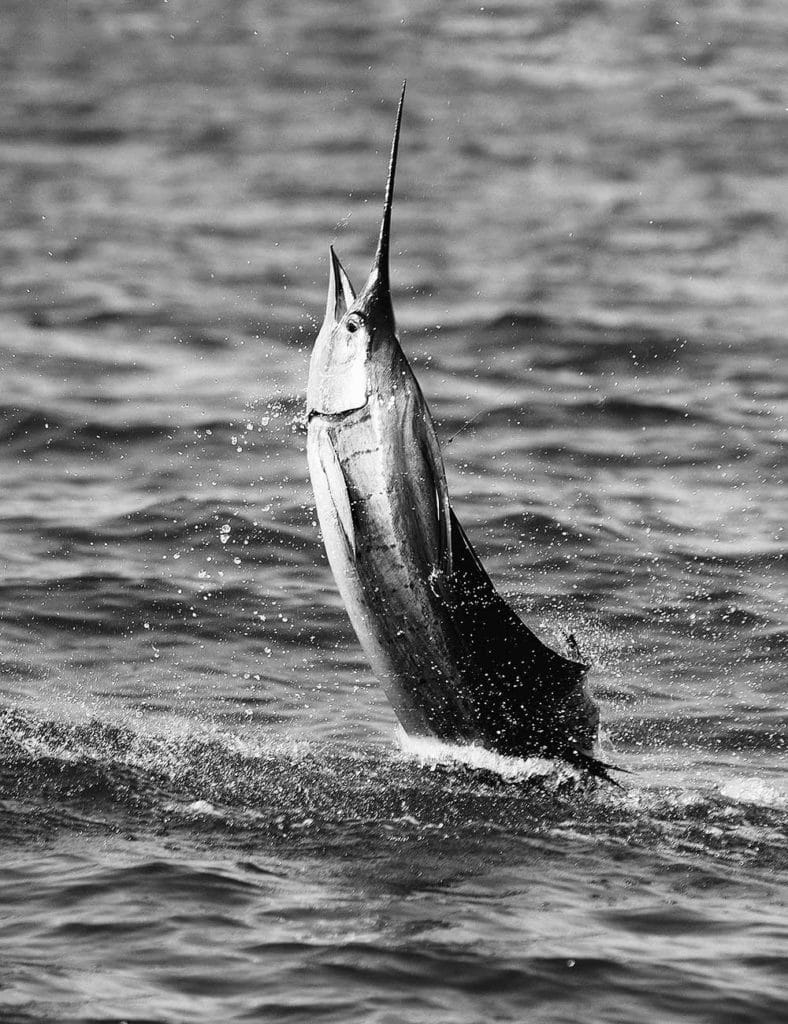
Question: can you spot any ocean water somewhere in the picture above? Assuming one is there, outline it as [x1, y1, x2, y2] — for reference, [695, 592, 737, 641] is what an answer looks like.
[1, 1, 786, 1022]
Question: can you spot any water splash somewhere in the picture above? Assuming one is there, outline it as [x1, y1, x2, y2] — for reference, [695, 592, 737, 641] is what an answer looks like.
[396, 727, 582, 787]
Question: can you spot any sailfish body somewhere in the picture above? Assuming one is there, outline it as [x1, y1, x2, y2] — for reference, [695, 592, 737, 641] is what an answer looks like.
[306, 86, 605, 775]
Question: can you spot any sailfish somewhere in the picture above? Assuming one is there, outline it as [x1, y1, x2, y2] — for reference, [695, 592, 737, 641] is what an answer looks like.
[306, 84, 612, 779]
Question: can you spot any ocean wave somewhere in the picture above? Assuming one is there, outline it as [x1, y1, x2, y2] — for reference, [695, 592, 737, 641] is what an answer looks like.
[0, 405, 177, 454]
[611, 714, 787, 755]
[485, 311, 698, 364]
[30, 497, 316, 550]
[1, 707, 785, 868]
[0, 402, 306, 459]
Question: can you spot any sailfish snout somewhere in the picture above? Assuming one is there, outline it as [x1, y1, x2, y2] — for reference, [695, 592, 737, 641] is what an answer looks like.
[353, 81, 406, 341]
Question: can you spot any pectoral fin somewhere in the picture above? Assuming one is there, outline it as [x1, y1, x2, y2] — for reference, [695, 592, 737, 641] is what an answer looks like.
[315, 428, 356, 560]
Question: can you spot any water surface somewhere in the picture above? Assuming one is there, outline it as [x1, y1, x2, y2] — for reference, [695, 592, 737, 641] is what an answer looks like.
[0, 2, 786, 1022]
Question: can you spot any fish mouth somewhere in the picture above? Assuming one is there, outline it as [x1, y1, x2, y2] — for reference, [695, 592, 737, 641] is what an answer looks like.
[307, 401, 368, 424]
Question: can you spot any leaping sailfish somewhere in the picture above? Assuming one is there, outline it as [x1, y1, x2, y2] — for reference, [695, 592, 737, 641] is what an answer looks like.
[306, 84, 614, 780]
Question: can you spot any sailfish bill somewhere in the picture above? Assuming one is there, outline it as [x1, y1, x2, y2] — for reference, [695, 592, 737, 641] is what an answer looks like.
[306, 84, 617, 781]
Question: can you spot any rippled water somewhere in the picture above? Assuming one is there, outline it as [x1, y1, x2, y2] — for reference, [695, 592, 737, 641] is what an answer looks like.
[1, 2, 786, 1022]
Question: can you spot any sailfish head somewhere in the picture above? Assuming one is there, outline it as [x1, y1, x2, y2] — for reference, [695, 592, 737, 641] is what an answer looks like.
[307, 83, 407, 417]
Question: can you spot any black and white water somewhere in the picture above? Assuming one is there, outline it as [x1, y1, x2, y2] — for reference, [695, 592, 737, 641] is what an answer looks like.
[1, 3, 786, 1022]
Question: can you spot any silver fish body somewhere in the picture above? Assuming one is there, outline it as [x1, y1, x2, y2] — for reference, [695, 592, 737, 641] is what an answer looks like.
[307, 85, 607, 777]
[309, 351, 478, 742]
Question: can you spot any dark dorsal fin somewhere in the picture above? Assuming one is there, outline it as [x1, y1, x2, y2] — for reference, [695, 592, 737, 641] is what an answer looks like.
[449, 509, 587, 688]
[444, 508, 615, 774]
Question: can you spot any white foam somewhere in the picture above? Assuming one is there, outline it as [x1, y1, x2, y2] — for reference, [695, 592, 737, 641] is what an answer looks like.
[185, 799, 221, 816]
[395, 727, 580, 784]
[718, 777, 786, 809]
